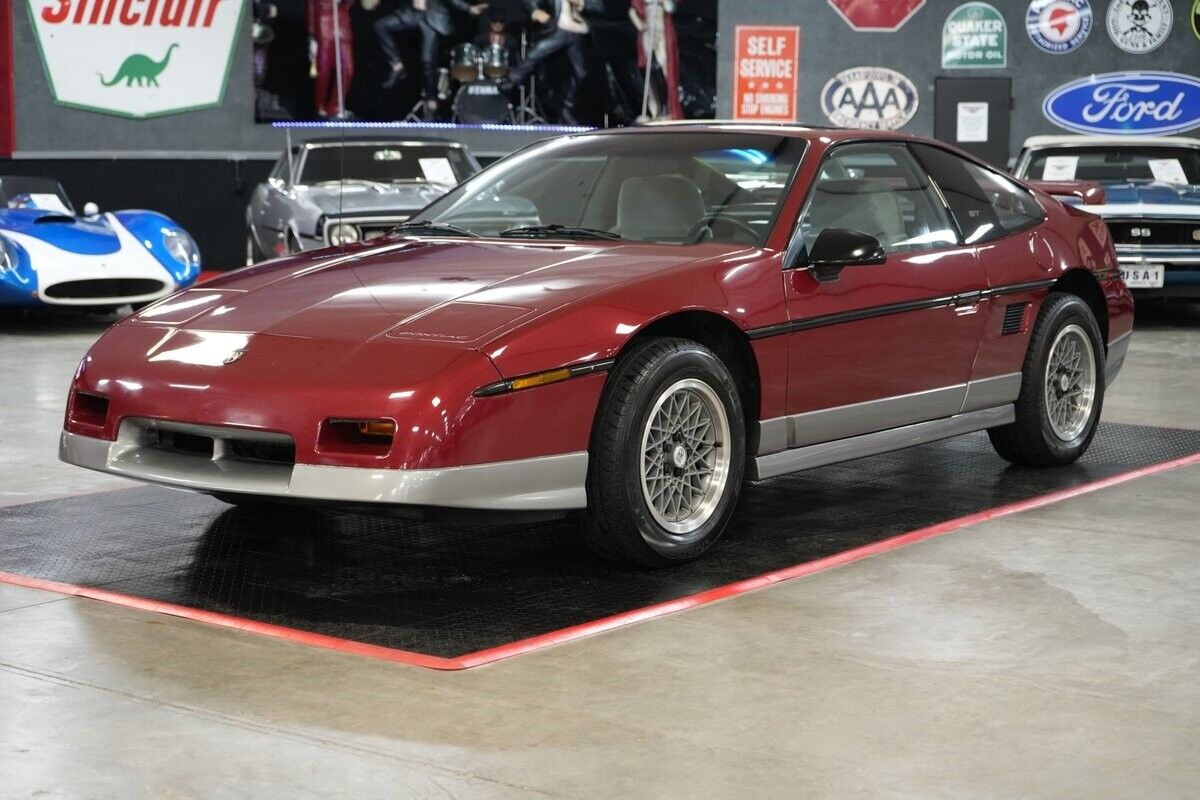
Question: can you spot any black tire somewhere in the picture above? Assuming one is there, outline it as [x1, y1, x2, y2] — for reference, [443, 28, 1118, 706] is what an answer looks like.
[988, 292, 1105, 467]
[585, 337, 746, 567]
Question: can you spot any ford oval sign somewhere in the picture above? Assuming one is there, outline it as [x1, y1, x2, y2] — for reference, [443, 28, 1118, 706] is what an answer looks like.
[1043, 71, 1200, 136]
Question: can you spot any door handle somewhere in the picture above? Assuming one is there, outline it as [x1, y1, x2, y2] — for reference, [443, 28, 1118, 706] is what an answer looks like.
[952, 291, 983, 306]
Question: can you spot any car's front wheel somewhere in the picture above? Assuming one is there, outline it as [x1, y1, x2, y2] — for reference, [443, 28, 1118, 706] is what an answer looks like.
[988, 292, 1105, 467]
[585, 338, 745, 567]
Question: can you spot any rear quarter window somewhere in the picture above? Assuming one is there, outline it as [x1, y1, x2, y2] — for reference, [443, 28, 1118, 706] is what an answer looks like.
[913, 144, 1044, 245]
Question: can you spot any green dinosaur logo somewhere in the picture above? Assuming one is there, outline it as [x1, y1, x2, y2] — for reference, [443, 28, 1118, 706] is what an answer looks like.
[97, 44, 179, 87]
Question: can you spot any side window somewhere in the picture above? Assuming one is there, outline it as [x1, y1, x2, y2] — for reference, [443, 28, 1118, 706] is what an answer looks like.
[798, 143, 957, 255]
[913, 144, 1044, 244]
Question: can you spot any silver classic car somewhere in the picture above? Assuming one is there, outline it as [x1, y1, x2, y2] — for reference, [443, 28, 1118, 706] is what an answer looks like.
[245, 137, 480, 263]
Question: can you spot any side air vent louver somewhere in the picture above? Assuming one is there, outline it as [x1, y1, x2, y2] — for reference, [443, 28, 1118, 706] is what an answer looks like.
[1002, 303, 1029, 335]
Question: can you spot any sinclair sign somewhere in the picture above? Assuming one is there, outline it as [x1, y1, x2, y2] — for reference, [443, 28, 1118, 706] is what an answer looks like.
[26, 0, 245, 118]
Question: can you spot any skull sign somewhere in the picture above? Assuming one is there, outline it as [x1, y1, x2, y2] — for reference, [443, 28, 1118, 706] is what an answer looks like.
[1107, 0, 1172, 52]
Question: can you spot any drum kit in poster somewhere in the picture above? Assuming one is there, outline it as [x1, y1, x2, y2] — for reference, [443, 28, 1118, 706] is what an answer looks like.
[447, 42, 517, 124]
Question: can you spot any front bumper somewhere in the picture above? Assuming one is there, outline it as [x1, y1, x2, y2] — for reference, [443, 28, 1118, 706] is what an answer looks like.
[60, 424, 588, 512]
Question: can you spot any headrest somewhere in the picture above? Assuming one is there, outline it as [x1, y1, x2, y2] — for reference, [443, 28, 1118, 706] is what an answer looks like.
[616, 175, 706, 243]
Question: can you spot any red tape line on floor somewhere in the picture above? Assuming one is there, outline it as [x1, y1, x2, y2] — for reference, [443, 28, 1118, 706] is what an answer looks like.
[3, 451, 1198, 671]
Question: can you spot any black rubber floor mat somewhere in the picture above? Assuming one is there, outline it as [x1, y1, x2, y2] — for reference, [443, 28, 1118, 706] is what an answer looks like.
[1, 423, 1197, 663]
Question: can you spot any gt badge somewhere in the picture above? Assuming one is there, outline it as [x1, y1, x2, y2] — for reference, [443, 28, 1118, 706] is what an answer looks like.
[1107, 0, 1173, 53]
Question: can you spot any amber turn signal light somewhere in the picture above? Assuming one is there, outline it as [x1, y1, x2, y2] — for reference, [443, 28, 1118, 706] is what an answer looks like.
[356, 420, 397, 440]
[508, 368, 573, 392]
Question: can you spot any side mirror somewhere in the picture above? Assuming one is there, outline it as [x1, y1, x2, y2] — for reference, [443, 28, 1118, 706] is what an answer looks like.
[83, 201, 100, 217]
[803, 227, 886, 282]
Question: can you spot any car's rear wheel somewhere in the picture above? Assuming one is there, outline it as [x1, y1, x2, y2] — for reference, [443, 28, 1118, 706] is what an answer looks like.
[584, 338, 745, 567]
[988, 292, 1105, 467]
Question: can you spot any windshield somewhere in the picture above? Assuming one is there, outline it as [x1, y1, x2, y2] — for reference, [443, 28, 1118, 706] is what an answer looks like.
[407, 132, 807, 246]
[1026, 147, 1200, 186]
[300, 144, 475, 186]
[0, 177, 74, 214]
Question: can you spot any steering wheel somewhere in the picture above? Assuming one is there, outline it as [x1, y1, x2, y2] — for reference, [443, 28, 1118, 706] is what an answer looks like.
[686, 216, 760, 245]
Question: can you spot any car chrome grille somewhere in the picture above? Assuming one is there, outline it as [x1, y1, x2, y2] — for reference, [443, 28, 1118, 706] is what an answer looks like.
[1106, 220, 1200, 247]
[44, 279, 166, 299]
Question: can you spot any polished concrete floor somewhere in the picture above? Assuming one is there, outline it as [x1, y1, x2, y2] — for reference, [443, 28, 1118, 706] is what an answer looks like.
[1, 303, 1198, 799]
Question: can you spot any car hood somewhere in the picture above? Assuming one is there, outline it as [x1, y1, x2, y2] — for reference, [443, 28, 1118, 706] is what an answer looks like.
[297, 182, 452, 216]
[1090, 181, 1200, 217]
[0, 208, 121, 255]
[136, 238, 727, 344]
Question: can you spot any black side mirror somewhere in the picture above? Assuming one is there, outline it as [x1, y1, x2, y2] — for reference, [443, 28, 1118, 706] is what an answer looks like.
[802, 227, 887, 282]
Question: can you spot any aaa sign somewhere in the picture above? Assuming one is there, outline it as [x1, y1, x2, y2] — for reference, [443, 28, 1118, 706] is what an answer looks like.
[733, 26, 800, 123]
[27, 0, 245, 118]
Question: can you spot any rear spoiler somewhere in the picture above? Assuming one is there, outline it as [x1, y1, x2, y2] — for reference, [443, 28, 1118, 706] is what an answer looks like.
[1028, 180, 1106, 206]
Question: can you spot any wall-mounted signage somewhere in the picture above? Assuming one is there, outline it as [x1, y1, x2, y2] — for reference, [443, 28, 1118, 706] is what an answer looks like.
[943, 2, 1007, 68]
[827, 0, 926, 32]
[1107, 0, 1172, 53]
[1044, 71, 1200, 135]
[1026, 0, 1093, 54]
[821, 67, 919, 130]
[26, 0, 245, 118]
[732, 25, 800, 123]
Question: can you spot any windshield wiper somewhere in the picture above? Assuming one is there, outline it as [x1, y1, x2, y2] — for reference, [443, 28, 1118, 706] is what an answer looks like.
[499, 224, 622, 241]
[391, 221, 479, 238]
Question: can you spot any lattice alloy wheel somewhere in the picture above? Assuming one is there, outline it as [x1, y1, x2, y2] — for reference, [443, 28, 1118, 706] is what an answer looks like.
[584, 337, 746, 566]
[639, 378, 733, 537]
[988, 292, 1106, 468]
[1043, 323, 1097, 442]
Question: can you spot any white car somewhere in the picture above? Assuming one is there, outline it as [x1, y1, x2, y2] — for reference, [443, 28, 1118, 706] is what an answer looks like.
[1013, 135, 1200, 299]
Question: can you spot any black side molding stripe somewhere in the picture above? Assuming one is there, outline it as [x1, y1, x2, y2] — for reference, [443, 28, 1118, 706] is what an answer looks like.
[747, 278, 1056, 340]
[980, 278, 1057, 299]
[474, 358, 616, 397]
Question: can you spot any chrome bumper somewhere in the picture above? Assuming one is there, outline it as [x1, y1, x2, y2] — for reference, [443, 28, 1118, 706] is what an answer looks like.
[1115, 245, 1200, 266]
[60, 429, 588, 511]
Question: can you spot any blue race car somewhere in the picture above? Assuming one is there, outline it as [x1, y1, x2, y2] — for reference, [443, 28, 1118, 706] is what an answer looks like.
[0, 177, 201, 309]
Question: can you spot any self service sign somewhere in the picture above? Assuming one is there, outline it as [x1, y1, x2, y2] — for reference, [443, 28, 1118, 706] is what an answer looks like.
[943, 2, 1007, 68]
[27, 0, 246, 118]
[733, 26, 800, 123]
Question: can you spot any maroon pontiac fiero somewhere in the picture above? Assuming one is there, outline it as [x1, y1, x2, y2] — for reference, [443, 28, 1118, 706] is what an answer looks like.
[61, 125, 1133, 566]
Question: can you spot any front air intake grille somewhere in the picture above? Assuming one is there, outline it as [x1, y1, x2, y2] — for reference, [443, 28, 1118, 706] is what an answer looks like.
[149, 428, 214, 458]
[1002, 303, 1029, 335]
[44, 279, 166, 299]
[229, 439, 296, 465]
